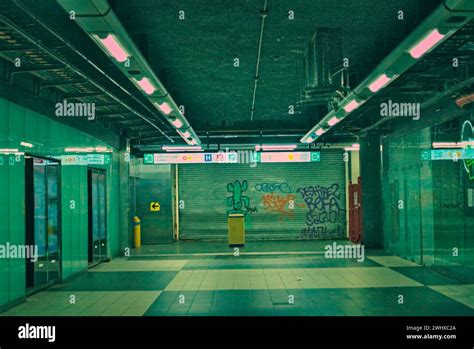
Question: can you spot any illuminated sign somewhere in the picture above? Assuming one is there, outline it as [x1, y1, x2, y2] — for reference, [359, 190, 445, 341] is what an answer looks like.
[260, 152, 312, 163]
[57, 154, 111, 166]
[421, 149, 474, 161]
[144, 152, 321, 164]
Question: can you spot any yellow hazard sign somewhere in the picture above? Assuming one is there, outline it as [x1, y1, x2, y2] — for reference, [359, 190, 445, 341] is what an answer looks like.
[150, 201, 161, 212]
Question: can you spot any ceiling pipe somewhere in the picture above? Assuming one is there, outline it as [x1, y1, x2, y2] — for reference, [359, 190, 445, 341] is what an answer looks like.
[456, 92, 474, 107]
[250, 0, 268, 122]
[0, 6, 174, 142]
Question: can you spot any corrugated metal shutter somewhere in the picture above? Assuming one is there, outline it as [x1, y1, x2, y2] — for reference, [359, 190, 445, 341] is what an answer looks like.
[178, 149, 346, 241]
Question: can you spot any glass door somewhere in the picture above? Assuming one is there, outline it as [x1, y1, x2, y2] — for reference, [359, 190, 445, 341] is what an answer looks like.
[88, 168, 107, 266]
[25, 156, 61, 292]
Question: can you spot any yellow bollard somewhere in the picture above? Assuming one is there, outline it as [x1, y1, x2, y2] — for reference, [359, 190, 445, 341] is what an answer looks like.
[133, 216, 141, 248]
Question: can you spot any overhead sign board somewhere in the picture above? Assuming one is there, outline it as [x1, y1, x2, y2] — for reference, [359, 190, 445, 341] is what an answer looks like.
[143, 152, 321, 164]
[57, 154, 111, 166]
[421, 149, 474, 161]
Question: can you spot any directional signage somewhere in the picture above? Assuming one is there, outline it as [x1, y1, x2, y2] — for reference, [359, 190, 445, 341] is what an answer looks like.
[144, 153, 154, 164]
[260, 151, 312, 163]
[311, 152, 321, 162]
[144, 151, 320, 164]
[421, 149, 474, 161]
[57, 154, 111, 166]
[150, 201, 161, 212]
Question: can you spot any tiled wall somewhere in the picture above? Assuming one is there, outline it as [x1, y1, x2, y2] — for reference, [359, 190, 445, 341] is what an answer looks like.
[0, 98, 124, 309]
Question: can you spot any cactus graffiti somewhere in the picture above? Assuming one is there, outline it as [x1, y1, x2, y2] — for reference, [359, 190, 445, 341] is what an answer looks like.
[227, 180, 256, 215]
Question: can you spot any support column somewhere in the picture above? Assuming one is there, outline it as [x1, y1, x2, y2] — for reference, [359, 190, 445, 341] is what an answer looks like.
[119, 131, 131, 254]
[360, 132, 383, 248]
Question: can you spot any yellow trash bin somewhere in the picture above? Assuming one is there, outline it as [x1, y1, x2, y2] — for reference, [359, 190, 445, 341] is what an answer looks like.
[133, 216, 141, 248]
[228, 213, 245, 247]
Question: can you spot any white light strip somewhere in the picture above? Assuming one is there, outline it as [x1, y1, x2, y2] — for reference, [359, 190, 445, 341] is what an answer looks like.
[257, 144, 297, 151]
[162, 145, 202, 152]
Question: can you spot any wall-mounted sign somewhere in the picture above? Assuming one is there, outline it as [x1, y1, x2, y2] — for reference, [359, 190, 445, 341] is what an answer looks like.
[144, 151, 320, 165]
[421, 149, 474, 161]
[150, 201, 161, 212]
[57, 154, 111, 166]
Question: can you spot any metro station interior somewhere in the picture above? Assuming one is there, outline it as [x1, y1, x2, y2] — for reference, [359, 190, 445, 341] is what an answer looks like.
[0, 0, 473, 317]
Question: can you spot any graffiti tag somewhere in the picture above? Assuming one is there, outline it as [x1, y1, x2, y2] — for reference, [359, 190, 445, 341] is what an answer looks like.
[262, 194, 295, 218]
[255, 182, 292, 193]
[297, 183, 346, 225]
[300, 225, 343, 239]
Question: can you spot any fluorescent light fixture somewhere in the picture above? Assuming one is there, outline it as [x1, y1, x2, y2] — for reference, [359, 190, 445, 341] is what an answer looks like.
[182, 130, 191, 138]
[20, 141, 34, 148]
[343, 99, 361, 113]
[131, 77, 156, 95]
[315, 128, 325, 136]
[409, 29, 445, 59]
[432, 141, 474, 149]
[345, 143, 361, 151]
[64, 146, 111, 153]
[258, 144, 297, 151]
[93, 34, 129, 63]
[459, 140, 474, 148]
[162, 145, 202, 152]
[64, 147, 95, 152]
[170, 118, 183, 128]
[368, 74, 393, 93]
[327, 116, 341, 126]
[305, 136, 315, 143]
[0, 148, 19, 153]
[154, 102, 172, 115]
[344, 146, 360, 151]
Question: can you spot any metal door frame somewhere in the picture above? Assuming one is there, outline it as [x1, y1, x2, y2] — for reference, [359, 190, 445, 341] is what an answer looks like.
[24, 153, 62, 294]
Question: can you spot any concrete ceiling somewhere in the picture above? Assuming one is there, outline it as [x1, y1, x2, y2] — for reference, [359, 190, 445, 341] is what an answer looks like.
[5, 0, 473, 150]
[113, 0, 440, 136]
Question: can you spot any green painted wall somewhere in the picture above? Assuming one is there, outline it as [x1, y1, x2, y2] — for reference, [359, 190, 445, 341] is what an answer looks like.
[0, 98, 124, 309]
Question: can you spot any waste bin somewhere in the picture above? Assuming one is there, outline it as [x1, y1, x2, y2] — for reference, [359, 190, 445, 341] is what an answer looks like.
[228, 213, 245, 247]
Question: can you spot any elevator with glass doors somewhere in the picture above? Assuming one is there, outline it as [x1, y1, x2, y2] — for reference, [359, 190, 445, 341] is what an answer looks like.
[25, 156, 61, 292]
[88, 168, 107, 266]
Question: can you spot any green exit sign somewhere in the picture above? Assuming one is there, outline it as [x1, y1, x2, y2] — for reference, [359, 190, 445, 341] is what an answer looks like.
[311, 152, 321, 162]
[144, 154, 154, 164]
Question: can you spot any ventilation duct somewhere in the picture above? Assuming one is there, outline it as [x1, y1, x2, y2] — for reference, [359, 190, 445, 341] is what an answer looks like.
[298, 28, 344, 107]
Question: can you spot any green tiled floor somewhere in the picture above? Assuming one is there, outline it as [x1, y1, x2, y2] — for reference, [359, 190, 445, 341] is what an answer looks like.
[130, 240, 354, 256]
[89, 259, 188, 272]
[164, 267, 422, 291]
[144, 288, 474, 317]
[50, 271, 177, 291]
[368, 256, 421, 268]
[183, 256, 381, 270]
[391, 267, 464, 285]
[429, 285, 474, 309]
[2, 291, 161, 316]
[1, 244, 473, 317]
